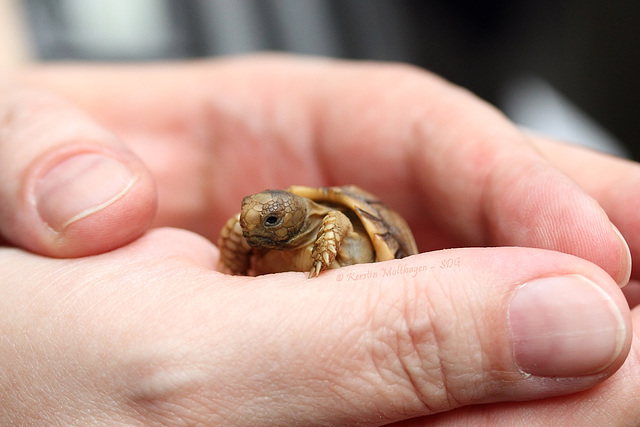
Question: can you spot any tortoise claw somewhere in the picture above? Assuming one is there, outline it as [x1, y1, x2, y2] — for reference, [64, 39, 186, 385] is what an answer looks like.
[309, 261, 322, 278]
[322, 251, 331, 266]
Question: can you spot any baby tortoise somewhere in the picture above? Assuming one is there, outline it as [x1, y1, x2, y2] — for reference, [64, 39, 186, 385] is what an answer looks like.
[218, 185, 418, 278]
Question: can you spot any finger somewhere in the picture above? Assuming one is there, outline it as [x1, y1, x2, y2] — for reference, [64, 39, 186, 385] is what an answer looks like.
[17, 60, 332, 237]
[411, 306, 640, 426]
[2, 235, 630, 424]
[0, 83, 157, 257]
[117, 249, 630, 425]
[310, 61, 631, 285]
[529, 133, 640, 281]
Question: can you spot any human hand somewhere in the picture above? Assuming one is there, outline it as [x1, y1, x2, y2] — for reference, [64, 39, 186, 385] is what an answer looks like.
[0, 56, 637, 425]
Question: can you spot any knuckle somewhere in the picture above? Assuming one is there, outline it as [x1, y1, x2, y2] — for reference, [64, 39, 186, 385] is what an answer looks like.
[364, 278, 483, 413]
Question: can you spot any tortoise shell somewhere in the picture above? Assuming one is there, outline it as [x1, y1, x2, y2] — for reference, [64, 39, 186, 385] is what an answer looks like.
[286, 185, 417, 260]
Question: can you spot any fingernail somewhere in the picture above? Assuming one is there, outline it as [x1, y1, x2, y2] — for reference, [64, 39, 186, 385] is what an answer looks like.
[36, 153, 137, 231]
[509, 275, 626, 377]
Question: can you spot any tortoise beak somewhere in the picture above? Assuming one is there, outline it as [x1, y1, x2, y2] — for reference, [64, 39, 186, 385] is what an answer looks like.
[243, 233, 292, 250]
[244, 234, 275, 249]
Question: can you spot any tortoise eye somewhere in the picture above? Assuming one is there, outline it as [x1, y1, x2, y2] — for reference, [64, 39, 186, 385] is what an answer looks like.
[264, 215, 280, 227]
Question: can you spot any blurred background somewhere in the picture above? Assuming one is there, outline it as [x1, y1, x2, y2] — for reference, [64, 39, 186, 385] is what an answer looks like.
[2, 0, 638, 159]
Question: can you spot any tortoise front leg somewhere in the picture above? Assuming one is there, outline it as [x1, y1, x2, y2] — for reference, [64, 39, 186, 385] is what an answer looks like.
[310, 210, 353, 278]
[218, 214, 252, 275]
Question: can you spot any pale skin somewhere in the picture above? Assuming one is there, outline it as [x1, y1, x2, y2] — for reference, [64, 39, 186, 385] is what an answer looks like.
[1, 56, 640, 425]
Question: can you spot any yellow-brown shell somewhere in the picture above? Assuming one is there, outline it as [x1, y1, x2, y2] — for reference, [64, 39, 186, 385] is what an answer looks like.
[286, 185, 418, 261]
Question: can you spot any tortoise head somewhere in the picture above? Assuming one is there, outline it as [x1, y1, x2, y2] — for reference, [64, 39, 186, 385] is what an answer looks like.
[239, 190, 308, 249]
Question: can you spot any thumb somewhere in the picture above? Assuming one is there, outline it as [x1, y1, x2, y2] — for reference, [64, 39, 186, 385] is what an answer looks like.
[199, 248, 632, 425]
[0, 83, 156, 257]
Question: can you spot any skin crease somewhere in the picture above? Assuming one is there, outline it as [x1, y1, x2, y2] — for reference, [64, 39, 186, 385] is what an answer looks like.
[0, 56, 639, 425]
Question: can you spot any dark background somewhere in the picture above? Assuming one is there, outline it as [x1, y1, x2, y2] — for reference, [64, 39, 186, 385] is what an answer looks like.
[22, 0, 640, 159]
